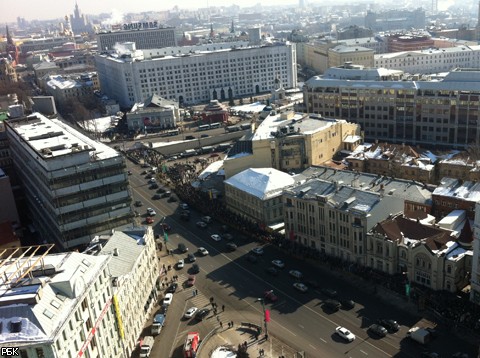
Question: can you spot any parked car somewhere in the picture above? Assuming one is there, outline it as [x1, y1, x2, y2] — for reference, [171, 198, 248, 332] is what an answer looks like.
[180, 203, 189, 210]
[156, 187, 166, 194]
[323, 299, 341, 312]
[340, 299, 355, 310]
[178, 243, 188, 253]
[161, 191, 171, 198]
[153, 194, 162, 200]
[271, 259, 285, 268]
[251, 247, 264, 255]
[211, 234, 222, 241]
[226, 243, 237, 251]
[148, 178, 156, 184]
[149, 183, 159, 189]
[180, 212, 190, 221]
[163, 293, 173, 305]
[166, 283, 178, 293]
[289, 270, 303, 279]
[186, 275, 196, 287]
[201, 216, 212, 224]
[321, 288, 338, 298]
[195, 308, 210, 321]
[177, 260, 184, 269]
[223, 233, 233, 241]
[146, 217, 154, 224]
[368, 324, 388, 338]
[187, 253, 196, 263]
[184, 307, 198, 319]
[293, 282, 308, 293]
[134, 200, 143, 207]
[266, 267, 279, 276]
[264, 290, 278, 302]
[421, 351, 441, 358]
[196, 221, 207, 228]
[190, 264, 200, 274]
[377, 319, 400, 332]
[335, 326, 355, 342]
[185, 135, 195, 140]
[167, 196, 177, 202]
[198, 247, 209, 256]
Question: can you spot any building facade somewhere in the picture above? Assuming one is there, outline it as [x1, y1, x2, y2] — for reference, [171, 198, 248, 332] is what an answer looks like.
[471, 201, 480, 304]
[0, 58, 17, 87]
[303, 66, 480, 149]
[5, 113, 133, 250]
[0, 247, 123, 358]
[96, 25, 177, 51]
[127, 94, 179, 132]
[95, 41, 297, 107]
[365, 8, 425, 32]
[43, 73, 97, 108]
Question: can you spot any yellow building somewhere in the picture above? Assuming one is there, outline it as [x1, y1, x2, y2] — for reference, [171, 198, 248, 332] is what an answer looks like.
[224, 111, 362, 179]
[328, 45, 374, 69]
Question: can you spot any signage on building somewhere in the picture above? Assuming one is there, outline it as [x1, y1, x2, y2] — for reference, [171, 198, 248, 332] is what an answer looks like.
[77, 297, 113, 357]
[112, 295, 125, 339]
[123, 21, 158, 31]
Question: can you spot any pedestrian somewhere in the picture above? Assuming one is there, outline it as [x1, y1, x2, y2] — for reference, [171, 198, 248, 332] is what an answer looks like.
[222, 304, 225, 312]
[230, 321, 234, 328]
[216, 316, 220, 323]
[192, 290, 195, 297]
[220, 321, 223, 328]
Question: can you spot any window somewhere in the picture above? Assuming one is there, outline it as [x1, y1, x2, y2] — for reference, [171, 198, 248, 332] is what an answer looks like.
[36, 348, 45, 358]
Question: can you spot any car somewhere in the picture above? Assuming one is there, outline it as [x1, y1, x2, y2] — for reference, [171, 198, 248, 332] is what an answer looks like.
[146, 217, 154, 224]
[335, 326, 355, 342]
[340, 299, 355, 310]
[226, 242, 237, 251]
[196, 221, 207, 228]
[195, 308, 210, 321]
[190, 264, 200, 274]
[264, 290, 278, 302]
[178, 243, 188, 253]
[293, 282, 308, 292]
[185, 135, 196, 140]
[251, 247, 264, 255]
[167, 156, 178, 162]
[289, 270, 303, 279]
[246, 255, 258, 263]
[184, 307, 198, 319]
[149, 183, 159, 189]
[186, 275, 196, 287]
[166, 283, 178, 293]
[153, 194, 162, 200]
[147, 208, 156, 216]
[421, 352, 441, 358]
[452, 353, 470, 358]
[161, 223, 171, 232]
[180, 203, 189, 210]
[141, 163, 150, 168]
[200, 134, 209, 138]
[167, 196, 177, 202]
[148, 178, 156, 184]
[377, 319, 400, 332]
[187, 253, 196, 263]
[127, 170, 132, 175]
[323, 299, 341, 311]
[163, 293, 173, 305]
[201, 216, 212, 224]
[271, 259, 285, 268]
[211, 234, 222, 241]
[141, 170, 148, 175]
[161, 191, 171, 198]
[266, 267, 279, 276]
[156, 188, 166, 194]
[177, 259, 184, 269]
[368, 324, 388, 338]
[180, 212, 190, 221]
[134, 200, 143, 207]
[223, 233, 233, 241]
[198, 247, 209, 256]
[146, 174, 153, 179]
[321, 288, 338, 298]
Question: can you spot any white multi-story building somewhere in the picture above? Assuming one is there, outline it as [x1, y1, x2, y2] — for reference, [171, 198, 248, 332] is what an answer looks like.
[0, 246, 122, 358]
[5, 113, 133, 250]
[95, 41, 297, 107]
[375, 45, 480, 74]
[42, 73, 98, 108]
[85, 226, 160, 357]
[127, 94, 179, 132]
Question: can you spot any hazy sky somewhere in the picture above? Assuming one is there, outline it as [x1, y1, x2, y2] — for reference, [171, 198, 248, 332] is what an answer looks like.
[1, 0, 295, 24]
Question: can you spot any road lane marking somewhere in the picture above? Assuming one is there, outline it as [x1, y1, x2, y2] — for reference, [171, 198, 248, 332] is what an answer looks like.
[360, 350, 368, 355]
[298, 324, 304, 329]
[319, 338, 327, 343]
[309, 344, 317, 350]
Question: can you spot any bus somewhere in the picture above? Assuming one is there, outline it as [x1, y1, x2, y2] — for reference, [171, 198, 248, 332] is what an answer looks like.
[197, 124, 210, 131]
[226, 125, 241, 132]
[164, 129, 179, 136]
[200, 146, 214, 154]
[240, 123, 252, 130]
[183, 332, 200, 358]
[209, 122, 221, 129]
[181, 149, 197, 158]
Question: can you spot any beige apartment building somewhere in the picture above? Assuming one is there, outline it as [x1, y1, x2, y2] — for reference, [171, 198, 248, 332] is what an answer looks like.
[224, 111, 362, 178]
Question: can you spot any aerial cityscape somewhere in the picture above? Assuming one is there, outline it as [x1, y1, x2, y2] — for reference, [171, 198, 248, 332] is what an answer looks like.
[1, 0, 480, 357]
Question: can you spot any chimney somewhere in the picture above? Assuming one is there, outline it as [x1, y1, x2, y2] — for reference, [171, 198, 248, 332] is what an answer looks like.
[113, 248, 119, 256]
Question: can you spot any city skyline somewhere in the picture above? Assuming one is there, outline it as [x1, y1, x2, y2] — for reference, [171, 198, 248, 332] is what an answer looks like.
[1, 0, 298, 24]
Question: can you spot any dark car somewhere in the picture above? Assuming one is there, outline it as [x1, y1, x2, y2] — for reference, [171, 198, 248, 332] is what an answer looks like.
[190, 264, 200, 274]
[340, 298, 355, 310]
[150, 183, 159, 189]
[153, 194, 162, 200]
[368, 324, 388, 337]
[187, 253, 196, 263]
[185, 135, 196, 140]
[321, 288, 338, 298]
[180, 212, 190, 221]
[246, 255, 258, 263]
[168, 196, 177, 202]
[226, 243, 237, 252]
[134, 200, 143, 207]
[162, 191, 171, 198]
[323, 299, 341, 312]
[421, 351, 440, 358]
[377, 319, 399, 332]
[195, 308, 210, 321]
[166, 283, 178, 293]
[266, 267, 279, 276]
[178, 243, 188, 253]
[156, 188, 166, 194]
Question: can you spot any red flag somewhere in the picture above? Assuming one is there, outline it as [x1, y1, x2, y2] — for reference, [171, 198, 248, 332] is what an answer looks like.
[265, 309, 271, 322]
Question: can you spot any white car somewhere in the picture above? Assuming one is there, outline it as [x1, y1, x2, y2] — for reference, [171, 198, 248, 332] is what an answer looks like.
[180, 203, 189, 210]
[148, 178, 156, 184]
[335, 326, 356, 342]
[163, 293, 173, 305]
[293, 282, 308, 293]
[177, 259, 184, 269]
[289, 270, 303, 279]
[196, 221, 207, 228]
[147, 208, 156, 216]
[211, 234, 222, 242]
[198, 247, 209, 256]
[184, 307, 198, 319]
[201, 216, 212, 223]
[251, 247, 264, 255]
[271, 260, 285, 268]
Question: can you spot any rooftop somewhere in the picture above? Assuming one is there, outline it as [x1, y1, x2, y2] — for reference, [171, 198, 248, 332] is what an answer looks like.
[433, 178, 480, 202]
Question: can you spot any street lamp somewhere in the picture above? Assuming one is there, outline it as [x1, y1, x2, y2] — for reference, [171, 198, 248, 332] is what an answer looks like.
[256, 297, 268, 339]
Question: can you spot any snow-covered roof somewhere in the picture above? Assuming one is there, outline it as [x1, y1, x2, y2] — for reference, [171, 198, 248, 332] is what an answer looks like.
[225, 168, 295, 200]
[198, 160, 224, 180]
[433, 178, 480, 202]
